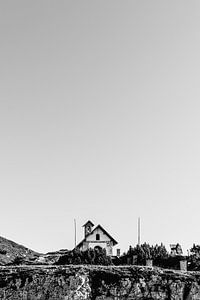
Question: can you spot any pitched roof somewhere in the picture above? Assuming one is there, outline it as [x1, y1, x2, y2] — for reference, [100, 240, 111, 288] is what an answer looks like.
[82, 220, 94, 227]
[76, 224, 118, 248]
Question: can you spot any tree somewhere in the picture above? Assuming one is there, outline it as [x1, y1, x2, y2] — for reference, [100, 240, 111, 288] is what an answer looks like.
[188, 244, 200, 271]
[117, 243, 169, 267]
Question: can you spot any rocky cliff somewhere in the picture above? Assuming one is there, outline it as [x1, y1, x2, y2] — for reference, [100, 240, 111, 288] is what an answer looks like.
[0, 265, 200, 299]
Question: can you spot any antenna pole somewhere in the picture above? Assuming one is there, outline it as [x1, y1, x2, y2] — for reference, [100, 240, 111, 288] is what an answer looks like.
[74, 219, 77, 248]
[138, 217, 141, 246]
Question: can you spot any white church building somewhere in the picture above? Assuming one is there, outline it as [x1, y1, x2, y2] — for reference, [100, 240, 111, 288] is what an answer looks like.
[76, 220, 118, 256]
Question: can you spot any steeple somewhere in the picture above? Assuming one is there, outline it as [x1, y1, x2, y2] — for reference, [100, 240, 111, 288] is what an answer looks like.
[82, 220, 94, 238]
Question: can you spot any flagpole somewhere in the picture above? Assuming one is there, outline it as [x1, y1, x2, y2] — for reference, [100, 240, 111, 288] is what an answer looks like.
[138, 217, 141, 246]
[74, 219, 77, 248]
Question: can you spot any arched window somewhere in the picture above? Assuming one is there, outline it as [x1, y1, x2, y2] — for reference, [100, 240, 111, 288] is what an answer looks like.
[94, 246, 102, 251]
[96, 233, 100, 240]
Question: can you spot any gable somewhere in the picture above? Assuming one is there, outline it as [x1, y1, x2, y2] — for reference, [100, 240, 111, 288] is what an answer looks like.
[85, 227, 110, 242]
[85, 225, 117, 245]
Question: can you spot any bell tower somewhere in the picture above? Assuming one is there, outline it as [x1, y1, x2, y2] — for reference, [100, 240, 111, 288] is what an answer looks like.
[83, 220, 94, 238]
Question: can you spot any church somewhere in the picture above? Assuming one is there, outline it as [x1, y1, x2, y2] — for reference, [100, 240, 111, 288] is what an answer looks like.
[76, 220, 118, 256]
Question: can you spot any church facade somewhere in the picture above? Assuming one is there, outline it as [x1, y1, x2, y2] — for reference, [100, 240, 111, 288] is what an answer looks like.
[76, 220, 118, 256]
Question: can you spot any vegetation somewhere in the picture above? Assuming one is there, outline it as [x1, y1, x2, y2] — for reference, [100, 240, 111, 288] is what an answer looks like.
[54, 243, 190, 270]
[2, 232, 200, 271]
[114, 243, 169, 266]
[188, 244, 200, 271]
[55, 247, 112, 265]
[113, 243, 188, 270]
[54, 243, 187, 270]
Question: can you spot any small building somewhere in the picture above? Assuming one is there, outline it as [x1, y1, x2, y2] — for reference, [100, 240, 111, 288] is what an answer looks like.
[76, 220, 118, 256]
[170, 243, 183, 256]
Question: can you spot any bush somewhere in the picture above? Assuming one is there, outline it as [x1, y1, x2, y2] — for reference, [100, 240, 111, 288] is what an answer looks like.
[55, 247, 112, 265]
[188, 244, 200, 271]
[157, 255, 186, 270]
[115, 243, 169, 266]
[7, 256, 24, 265]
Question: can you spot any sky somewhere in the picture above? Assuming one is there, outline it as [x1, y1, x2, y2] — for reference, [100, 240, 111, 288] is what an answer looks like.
[0, 1, 200, 255]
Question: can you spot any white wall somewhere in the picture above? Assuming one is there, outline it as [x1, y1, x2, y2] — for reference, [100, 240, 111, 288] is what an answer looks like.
[85, 228, 111, 242]
[80, 227, 114, 255]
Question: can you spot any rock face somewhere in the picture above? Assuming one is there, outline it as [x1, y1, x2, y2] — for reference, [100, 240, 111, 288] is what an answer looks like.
[0, 265, 200, 299]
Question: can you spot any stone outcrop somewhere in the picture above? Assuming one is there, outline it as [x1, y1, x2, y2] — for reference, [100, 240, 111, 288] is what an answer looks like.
[0, 265, 200, 299]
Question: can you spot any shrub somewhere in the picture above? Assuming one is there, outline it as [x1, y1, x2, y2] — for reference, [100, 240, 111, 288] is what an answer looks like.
[55, 247, 112, 265]
[115, 243, 169, 267]
[188, 244, 200, 271]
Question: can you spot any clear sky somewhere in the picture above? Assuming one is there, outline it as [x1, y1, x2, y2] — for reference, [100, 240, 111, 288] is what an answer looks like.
[0, 1, 200, 254]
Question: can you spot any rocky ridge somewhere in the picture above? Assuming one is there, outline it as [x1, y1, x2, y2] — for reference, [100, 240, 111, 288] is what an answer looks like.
[0, 265, 200, 299]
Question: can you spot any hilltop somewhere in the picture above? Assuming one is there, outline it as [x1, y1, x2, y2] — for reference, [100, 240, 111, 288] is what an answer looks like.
[0, 235, 39, 265]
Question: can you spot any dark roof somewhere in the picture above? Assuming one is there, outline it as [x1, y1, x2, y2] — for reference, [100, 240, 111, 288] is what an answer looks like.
[76, 224, 118, 248]
[82, 220, 94, 227]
